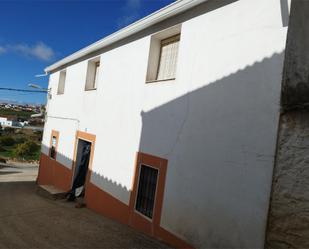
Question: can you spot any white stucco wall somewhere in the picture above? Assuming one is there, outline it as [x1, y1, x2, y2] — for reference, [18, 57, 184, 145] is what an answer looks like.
[42, 0, 289, 247]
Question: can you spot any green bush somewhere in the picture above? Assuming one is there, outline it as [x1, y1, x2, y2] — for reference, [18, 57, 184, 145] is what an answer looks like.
[0, 136, 15, 146]
[14, 141, 39, 158]
[3, 127, 15, 134]
[0, 145, 6, 152]
[15, 129, 24, 135]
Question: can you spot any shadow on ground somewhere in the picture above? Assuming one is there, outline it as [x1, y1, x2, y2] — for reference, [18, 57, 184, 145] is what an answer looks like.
[0, 171, 21, 175]
[0, 164, 38, 183]
[0, 180, 170, 249]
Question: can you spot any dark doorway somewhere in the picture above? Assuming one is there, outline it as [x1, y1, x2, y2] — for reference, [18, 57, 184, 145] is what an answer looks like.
[68, 139, 91, 200]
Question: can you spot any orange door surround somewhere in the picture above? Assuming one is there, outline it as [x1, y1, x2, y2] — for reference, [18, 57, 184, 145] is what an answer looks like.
[71, 130, 96, 203]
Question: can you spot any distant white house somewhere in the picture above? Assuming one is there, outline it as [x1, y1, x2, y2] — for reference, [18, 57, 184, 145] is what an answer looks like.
[0, 117, 13, 127]
[0, 117, 28, 128]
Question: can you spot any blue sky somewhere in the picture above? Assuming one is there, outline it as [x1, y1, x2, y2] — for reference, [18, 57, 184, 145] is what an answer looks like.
[0, 0, 174, 105]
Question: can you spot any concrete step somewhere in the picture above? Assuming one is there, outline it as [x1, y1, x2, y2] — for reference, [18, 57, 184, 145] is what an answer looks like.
[37, 184, 67, 200]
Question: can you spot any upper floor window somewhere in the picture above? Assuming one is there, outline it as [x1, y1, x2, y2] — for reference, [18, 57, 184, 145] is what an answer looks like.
[57, 70, 66, 95]
[146, 25, 181, 83]
[156, 35, 180, 81]
[85, 58, 100, 90]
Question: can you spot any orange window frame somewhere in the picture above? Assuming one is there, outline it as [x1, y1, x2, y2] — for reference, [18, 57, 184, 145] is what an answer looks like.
[129, 152, 168, 235]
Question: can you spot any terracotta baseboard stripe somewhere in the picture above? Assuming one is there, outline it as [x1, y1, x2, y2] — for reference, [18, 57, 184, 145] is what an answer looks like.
[37, 153, 72, 192]
[85, 181, 130, 225]
[38, 152, 194, 249]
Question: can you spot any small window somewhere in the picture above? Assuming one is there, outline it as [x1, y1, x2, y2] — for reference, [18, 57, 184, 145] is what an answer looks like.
[135, 165, 158, 219]
[57, 70, 66, 95]
[145, 26, 181, 83]
[156, 35, 180, 81]
[50, 136, 57, 159]
[85, 59, 100, 90]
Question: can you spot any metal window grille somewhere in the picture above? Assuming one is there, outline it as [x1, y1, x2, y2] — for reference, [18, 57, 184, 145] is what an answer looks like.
[135, 164, 158, 219]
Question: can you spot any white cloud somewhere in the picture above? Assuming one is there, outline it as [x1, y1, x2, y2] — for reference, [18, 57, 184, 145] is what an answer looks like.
[10, 42, 55, 61]
[117, 0, 142, 28]
[117, 14, 139, 28]
[0, 46, 6, 54]
[0, 42, 55, 61]
[127, 0, 141, 9]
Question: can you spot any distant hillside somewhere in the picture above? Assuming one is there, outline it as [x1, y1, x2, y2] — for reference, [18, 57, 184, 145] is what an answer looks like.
[0, 99, 42, 105]
[0, 109, 35, 119]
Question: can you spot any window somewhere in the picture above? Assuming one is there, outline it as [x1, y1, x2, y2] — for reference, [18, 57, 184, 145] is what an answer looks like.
[156, 35, 180, 81]
[145, 25, 181, 83]
[135, 165, 158, 219]
[50, 135, 57, 159]
[94, 61, 100, 89]
[85, 58, 100, 90]
[57, 70, 66, 95]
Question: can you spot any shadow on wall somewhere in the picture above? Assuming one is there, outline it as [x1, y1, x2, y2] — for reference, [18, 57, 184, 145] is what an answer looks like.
[39, 52, 286, 248]
[39, 143, 131, 198]
[38, 144, 132, 223]
[38, 145, 192, 248]
[138, 52, 285, 248]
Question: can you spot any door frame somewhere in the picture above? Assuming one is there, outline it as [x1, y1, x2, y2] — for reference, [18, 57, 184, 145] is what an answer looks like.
[71, 131, 96, 199]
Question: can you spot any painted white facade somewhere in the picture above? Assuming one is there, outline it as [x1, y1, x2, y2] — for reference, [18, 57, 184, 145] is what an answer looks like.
[42, 0, 290, 248]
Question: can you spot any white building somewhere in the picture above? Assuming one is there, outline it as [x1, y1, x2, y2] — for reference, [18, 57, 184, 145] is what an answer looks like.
[0, 117, 12, 127]
[38, 0, 291, 248]
[0, 117, 19, 127]
[0, 117, 27, 128]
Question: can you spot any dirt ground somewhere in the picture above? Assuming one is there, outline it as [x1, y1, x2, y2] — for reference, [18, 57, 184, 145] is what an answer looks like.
[0, 165, 171, 249]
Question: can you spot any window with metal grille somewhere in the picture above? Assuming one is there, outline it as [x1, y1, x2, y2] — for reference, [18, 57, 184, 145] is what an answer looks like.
[135, 165, 158, 219]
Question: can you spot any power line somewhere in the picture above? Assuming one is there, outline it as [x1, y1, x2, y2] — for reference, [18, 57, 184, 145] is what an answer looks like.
[0, 87, 47, 93]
